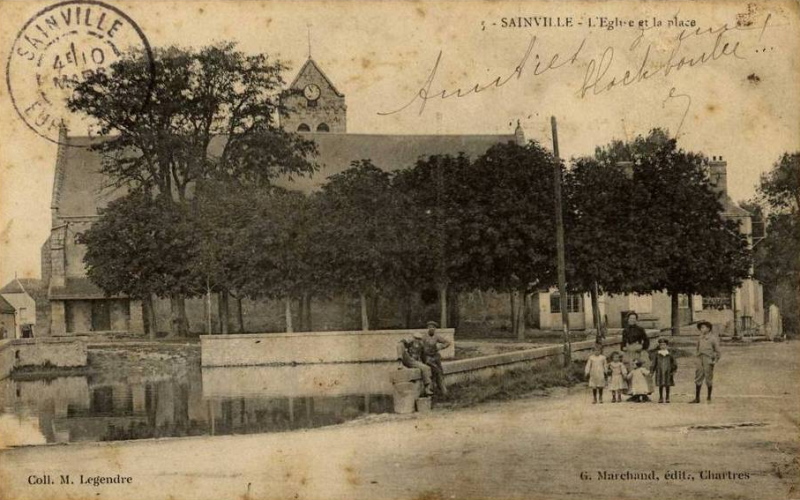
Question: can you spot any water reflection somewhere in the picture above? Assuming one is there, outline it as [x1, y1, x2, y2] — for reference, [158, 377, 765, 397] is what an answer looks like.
[0, 363, 398, 446]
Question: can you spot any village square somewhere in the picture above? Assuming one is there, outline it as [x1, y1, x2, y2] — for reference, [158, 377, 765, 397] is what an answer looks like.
[0, 1, 798, 499]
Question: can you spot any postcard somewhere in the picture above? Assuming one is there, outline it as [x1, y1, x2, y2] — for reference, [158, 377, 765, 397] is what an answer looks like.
[0, 1, 798, 499]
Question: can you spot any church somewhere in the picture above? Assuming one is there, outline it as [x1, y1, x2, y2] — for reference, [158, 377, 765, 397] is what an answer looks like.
[40, 57, 525, 336]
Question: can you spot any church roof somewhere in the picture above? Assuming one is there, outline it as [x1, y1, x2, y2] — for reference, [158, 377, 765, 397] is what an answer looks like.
[49, 277, 114, 300]
[52, 132, 515, 216]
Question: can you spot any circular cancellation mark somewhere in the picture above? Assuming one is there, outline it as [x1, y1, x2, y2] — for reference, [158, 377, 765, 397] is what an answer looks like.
[6, 0, 154, 146]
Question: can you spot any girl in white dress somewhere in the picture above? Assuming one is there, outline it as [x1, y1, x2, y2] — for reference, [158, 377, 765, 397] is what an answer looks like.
[584, 344, 608, 404]
[627, 360, 652, 402]
[607, 351, 628, 403]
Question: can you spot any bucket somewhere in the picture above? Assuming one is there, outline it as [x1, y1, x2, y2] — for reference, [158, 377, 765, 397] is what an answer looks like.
[415, 397, 432, 413]
[393, 382, 418, 414]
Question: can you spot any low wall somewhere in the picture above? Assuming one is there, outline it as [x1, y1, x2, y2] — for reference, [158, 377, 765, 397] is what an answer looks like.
[442, 331, 660, 386]
[200, 329, 456, 367]
[0, 337, 88, 380]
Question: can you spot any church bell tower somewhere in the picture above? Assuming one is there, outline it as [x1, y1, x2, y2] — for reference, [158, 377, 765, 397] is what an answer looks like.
[282, 58, 347, 133]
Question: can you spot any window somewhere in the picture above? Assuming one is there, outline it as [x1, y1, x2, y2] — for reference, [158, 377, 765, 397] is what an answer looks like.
[550, 293, 582, 314]
[702, 296, 731, 310]
[297, 123, 310, 132]
[306, 99, 317, 107]
[316, 123, 330, 132]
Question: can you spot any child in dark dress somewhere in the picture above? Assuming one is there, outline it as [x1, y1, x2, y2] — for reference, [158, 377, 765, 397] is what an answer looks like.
[650, 337, 678, 403]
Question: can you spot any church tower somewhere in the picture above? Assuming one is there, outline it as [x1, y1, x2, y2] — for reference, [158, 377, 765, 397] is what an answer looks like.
[281, 58, 347, 133]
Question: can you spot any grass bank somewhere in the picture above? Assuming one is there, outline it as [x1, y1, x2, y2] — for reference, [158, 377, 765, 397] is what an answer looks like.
[439, 357, 586, 409]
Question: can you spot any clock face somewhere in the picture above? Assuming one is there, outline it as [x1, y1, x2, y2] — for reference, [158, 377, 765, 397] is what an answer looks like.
[303, 84, 321, 101]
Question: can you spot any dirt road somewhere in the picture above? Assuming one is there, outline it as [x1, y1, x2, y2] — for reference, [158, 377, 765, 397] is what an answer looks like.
[1, 341, 798, 500]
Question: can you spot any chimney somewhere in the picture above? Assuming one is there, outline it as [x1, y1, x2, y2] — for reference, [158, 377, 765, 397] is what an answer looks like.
[514, 120, 526, 146]
[617, 161, 634, 179]
[708, 155, 727, 197]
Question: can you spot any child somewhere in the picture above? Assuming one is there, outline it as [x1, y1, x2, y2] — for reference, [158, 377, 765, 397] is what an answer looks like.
[607, 351, 628, 403]
[627, 360, 651, 402]
[584, 343, 608, 404]
[650, 337, 678, 403]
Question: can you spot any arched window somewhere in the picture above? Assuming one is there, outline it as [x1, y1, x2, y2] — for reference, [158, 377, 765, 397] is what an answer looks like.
[316, 123, 330, 132]
[297, 123, 310, 132]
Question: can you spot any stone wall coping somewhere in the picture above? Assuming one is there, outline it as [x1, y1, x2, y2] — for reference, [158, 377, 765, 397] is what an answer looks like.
[443, 330, 660, 375]
[200, 328, 455, 341]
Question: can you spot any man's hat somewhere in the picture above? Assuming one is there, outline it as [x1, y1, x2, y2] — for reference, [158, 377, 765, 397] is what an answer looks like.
[696, 320, 713, 331]
[412, 332, 423, 339]
[426, 321, 438, 328]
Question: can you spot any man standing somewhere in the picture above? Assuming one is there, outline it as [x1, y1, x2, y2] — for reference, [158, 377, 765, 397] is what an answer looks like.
[690, 320, 721, 403]
[421, 321, 451, 397]
[397, 332, 433, 396]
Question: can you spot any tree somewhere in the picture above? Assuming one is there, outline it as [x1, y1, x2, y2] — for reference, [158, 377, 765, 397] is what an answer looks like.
[564, 156, 655, 339]
[79, 192, 198, 338]
[392, 154, 472, 329]
[751, 153, 800, 335]
[69, 43, 317, 334]
[457, 142, 559, 339]
[315, 160, 401, 330]
[600, 130, 751, 336]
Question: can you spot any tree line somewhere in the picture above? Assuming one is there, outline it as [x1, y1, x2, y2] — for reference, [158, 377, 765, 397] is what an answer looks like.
[70, 43, 754, 339]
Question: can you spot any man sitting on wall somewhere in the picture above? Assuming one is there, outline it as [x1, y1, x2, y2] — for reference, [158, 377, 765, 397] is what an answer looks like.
[422, 321, 452, 397]
[397, 332, 434, 396]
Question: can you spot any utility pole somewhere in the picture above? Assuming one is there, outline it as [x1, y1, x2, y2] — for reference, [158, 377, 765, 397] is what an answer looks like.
[551, 116, 571, 365]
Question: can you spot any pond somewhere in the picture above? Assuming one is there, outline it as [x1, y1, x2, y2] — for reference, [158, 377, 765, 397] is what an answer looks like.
[0, 362, 399, 447]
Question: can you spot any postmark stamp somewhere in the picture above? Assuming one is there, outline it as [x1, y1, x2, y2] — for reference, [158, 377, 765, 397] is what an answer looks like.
[5, 0, 154, 145]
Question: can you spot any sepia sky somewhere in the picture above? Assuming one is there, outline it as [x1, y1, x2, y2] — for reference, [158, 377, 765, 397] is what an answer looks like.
[1, 0, 799, 284]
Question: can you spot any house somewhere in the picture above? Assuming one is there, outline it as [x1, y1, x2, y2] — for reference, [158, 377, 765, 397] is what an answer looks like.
[0, 278, 48, 338]
[40, 57, 523, 336]
[0, 296, 15, 339]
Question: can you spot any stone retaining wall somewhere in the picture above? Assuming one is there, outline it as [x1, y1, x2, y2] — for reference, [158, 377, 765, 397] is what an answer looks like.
[201, 329, 456, 367]
[0, 337, 88, 379]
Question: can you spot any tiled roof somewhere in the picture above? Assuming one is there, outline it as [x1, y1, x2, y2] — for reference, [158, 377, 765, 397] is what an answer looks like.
[0, 278, 44, 295]
[0, 295, 15, 314]
[49, 277, 119, 300]
[53, 132, 515, 216]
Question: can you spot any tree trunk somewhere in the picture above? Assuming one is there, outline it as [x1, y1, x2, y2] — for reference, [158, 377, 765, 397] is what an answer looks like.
[170, 295, 188, 337]
[590, 283, 602, 342]
[218, 290, 230, 335]
[298, 295, 306, 331]
[449, 291, 460, 330]
[144, 295, 157, 340]
[205, 279, 213, 334]
[671, 291, 680, 336]
[236, 297, 244, 333]
[510, 291, 517, 335]
[285, 297, 294, 333]
[360, 292, 369, 331]
[304, 293, 313, 332]
[515, 290, 527, 340]
[439, 284, 447, 329]
[369, 294, 380, 330]
[403, 293, 413, 329]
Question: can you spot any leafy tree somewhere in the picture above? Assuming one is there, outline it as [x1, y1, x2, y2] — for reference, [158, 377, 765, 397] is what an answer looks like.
[392, 154, 472, 328]
[751, 152, 800, 335]
[79, 192, 198, 337]
[68, 43, 318, 334]
[600, 130, 751, 335]
[457, 142, 559, 338]
[315, 160, 402, 330]
[564, 156, 654, 338]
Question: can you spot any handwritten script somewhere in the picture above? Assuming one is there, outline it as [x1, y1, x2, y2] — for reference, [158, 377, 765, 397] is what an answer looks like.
[378, 14, 774, 136]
